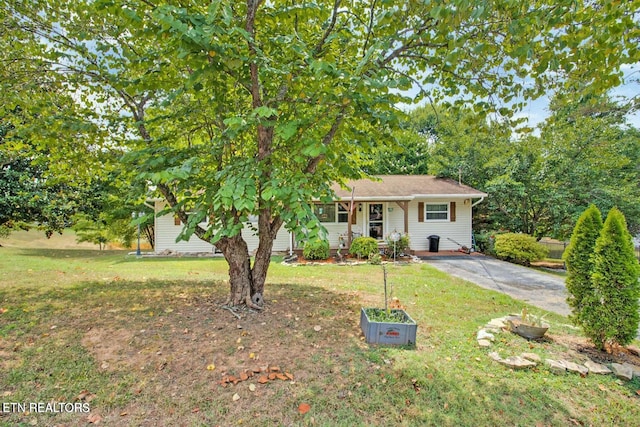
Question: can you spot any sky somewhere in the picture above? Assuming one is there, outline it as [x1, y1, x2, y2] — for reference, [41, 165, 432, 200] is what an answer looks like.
[514, 64, 640, 131]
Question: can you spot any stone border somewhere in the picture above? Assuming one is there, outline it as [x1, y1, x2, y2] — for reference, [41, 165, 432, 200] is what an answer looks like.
[478, 316, 640, 381]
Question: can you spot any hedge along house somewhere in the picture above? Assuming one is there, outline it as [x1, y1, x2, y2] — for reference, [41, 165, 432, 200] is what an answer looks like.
[152, 175, 487, 255]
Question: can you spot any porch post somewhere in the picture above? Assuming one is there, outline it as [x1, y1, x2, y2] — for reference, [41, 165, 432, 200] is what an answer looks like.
[395, 201, 409, 234]
[338, 201, 352, 248]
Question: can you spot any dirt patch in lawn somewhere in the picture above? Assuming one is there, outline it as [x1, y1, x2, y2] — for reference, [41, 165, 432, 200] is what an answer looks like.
[73, 282, 368, 425]
[548, 333, 640, 367]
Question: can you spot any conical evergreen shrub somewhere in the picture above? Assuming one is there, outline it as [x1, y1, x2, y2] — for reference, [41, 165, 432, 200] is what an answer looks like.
[581, 208, 640, 350]
[563, 205, 603, 327]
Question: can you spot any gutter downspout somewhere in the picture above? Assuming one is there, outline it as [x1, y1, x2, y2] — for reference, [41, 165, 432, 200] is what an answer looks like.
[471, 196, 485, 208]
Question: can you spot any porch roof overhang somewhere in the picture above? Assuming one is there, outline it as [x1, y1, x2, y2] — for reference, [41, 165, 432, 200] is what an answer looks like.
[330, 175, 488, 200]
[332, 194, 487, 202]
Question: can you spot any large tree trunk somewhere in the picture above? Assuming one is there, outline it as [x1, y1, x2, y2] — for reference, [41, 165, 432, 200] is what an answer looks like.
[214, 212, 285, 309]
[250, 212, 283, 306]
[217, 234, 257, 308]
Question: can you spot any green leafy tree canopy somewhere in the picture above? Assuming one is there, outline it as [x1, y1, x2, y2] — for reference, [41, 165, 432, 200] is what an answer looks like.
[3, 0, 639, 309]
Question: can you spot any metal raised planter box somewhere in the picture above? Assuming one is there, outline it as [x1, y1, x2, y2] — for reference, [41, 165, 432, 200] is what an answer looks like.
[360, 307, 417, 346]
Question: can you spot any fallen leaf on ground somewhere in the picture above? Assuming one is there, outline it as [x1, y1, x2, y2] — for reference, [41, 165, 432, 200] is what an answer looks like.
[285, 372, 294, 380]
[206, 363, 216, 371]
[298, 403, 311, 415]
[0, 308, 7, 314]
[313, 325, 322, 332]
[77, 390, 96, 401]
[191, 408, 200, 413]
[87, 414, 102, 424]
[249, 384, 256, 392]
[232, 393, 240, 401]
[249, 352, 256, 359]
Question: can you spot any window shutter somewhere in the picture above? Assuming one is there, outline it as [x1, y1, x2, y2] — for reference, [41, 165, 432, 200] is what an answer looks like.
[450, 202, 456, 222]
[418, 202, 424, 222]
[174, 215, 181, 226]
[351, 212, 357, 225]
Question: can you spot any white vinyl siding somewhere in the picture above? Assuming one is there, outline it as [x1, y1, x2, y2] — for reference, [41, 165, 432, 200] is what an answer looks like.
[409, 198, 472, 251]
[154, 207, 216, 253]
[154, 202, 292, 254]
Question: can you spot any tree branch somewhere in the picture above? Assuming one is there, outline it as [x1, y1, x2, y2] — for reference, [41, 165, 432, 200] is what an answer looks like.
[304, 106, 347, 174]
[314, 0, 341, 57]
[361, 0, 377, 58]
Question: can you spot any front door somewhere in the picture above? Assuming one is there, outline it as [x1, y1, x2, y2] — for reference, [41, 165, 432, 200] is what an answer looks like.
[368, 203, 384, 240]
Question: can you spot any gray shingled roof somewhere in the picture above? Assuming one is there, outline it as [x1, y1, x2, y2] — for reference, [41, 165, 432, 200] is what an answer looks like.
[330, 175, 487, 200]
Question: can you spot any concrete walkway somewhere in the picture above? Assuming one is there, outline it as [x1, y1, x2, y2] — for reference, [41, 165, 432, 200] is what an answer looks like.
[422, 255, 570, 316]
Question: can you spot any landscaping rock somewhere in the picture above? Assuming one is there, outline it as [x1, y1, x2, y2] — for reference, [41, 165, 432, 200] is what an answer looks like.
[562, 360, 589, 376]
[477, 339, 492, 348]
[488, 352, 502, 362]
[622, 363, 640, 379]
[477, 329, 495, 342]
[584, 360, 611, 375]
[499, 356, 537, 370]
[521, 353, 541, 363]
[611, 363, 634, 381]
[485, 317, 508, 331]
[546, 359, 566, 375]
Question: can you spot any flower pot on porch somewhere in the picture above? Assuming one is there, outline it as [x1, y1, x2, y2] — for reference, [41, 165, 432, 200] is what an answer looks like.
[360, 307, 417, 346]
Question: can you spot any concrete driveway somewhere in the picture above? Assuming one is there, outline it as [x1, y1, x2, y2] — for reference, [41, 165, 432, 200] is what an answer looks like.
[423, 255, 570, 316]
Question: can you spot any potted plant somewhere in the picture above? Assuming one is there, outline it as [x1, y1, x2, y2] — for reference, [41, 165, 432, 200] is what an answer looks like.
[360, 265, 417, 346]
[506, 307, 549, 340]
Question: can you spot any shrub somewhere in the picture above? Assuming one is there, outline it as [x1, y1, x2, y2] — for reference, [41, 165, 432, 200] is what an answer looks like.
[349, 236, 379, 259]
[384, 233, 410, 257]
[563, 204, 603, 327]
[368, 253, 382, 265]
[581, 208, 640, 350]
[302, 239, 330, 260]
[493, 233, 548, 265]
[474, 229, 506, 255]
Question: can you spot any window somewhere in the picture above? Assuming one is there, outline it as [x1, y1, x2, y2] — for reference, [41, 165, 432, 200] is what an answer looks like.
[314, 203, 336, 223]
[368, 203, 384, 239]
[313, 203, 354, 223]
[425, 203, 448, 221]
[337, 204, 349, 223]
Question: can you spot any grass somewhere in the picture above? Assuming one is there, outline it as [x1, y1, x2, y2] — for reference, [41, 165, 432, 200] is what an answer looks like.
[1, 231, 639, 426]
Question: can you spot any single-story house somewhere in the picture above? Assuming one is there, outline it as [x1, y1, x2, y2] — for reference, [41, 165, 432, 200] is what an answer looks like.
[152, 175, 487, 254]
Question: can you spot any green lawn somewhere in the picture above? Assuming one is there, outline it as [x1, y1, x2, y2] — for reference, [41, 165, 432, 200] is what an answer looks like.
[0, 237, 639, 426]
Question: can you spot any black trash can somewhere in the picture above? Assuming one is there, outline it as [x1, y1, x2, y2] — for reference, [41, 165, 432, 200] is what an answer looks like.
[427, 235, 440, 252]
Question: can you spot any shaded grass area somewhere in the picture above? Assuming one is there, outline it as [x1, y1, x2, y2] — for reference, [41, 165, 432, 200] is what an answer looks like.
[0, 246, 639, 426]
